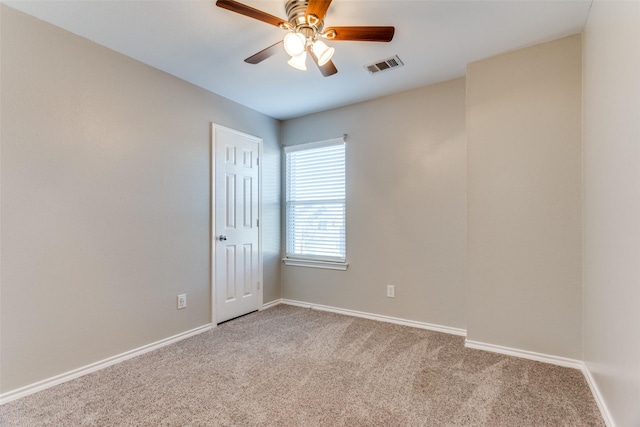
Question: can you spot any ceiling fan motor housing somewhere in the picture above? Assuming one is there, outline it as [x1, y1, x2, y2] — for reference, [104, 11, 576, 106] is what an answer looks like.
[285, 0, 323, 36]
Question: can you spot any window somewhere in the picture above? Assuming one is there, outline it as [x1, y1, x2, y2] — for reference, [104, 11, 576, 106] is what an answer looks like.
[284, 137, 347, 270]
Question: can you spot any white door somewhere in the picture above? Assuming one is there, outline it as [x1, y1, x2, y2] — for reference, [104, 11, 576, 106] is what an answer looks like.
[212, 124, 261, 324]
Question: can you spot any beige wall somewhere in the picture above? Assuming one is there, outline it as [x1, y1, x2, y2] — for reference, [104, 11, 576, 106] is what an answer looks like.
[583, 2, 640, 425]
[466, 35, 583, 358]
[0, 5, 280, 393]
[281, 78, 467, 330]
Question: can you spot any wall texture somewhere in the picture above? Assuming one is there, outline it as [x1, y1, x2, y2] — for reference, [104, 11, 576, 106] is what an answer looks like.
[0, 5, 280, 393]
[582, 2, 640, 425]
[466, 35, 583, 359]
[281, 78, 467, 330]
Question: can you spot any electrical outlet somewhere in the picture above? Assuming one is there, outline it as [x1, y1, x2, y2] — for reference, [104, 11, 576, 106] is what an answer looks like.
[177, 294, 187, 309]
[387, 285, 395, 298]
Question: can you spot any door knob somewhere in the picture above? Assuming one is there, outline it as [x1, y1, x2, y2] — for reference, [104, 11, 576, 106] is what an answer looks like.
[218, 235, 227, 241]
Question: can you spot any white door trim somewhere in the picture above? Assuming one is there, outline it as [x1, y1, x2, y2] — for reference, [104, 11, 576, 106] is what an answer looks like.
[211, 123, 263, 325]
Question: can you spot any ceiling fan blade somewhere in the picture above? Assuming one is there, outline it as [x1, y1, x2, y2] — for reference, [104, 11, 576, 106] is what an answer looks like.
[216, 0, 288, 28]
[245, 40, 284, 64]
[308, 45, 338, 77]
[306, 0, 332, 24]
[323, 26, 395, 42]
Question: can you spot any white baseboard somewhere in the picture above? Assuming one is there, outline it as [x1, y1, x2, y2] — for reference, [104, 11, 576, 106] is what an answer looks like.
[274, 301, 613, 426]
[464, 340, 614, 425]
[280, 298, 467, 336]
[2, 302, 614, 427]
[0, 323, 213, 405]
[260, 298, 282, 310]
[581, 363, 615, 427]
[464, 339, 583, 369]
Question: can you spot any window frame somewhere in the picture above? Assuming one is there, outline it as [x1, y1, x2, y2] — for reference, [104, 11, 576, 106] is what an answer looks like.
[283, 137, 348, 270]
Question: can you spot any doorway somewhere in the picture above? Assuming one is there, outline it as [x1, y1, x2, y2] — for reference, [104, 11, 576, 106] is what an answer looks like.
[211, 124, 262, 324]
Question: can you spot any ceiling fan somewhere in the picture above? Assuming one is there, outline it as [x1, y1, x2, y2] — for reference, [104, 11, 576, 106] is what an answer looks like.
[216, 0, 395, 77]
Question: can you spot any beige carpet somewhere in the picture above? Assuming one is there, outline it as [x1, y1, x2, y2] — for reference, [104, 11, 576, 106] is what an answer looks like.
[1, 305, 604, 426]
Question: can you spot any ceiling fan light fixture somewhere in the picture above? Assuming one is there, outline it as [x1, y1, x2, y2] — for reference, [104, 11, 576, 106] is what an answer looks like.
[283, 32, 306, 56]
[312, 39, 335, 66]
[287, 51, 307, 71]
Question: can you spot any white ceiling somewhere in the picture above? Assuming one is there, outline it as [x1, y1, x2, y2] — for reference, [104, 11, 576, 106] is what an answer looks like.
[5, 0, 592, 120]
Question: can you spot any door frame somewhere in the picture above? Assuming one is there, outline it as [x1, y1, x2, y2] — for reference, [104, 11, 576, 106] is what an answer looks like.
[211, 123, 263, 325]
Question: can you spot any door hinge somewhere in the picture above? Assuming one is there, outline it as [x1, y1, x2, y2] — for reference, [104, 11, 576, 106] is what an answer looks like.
[256, 157, 259, 166]
[257, 218, 259, 227]
[257, 281, 261, 290]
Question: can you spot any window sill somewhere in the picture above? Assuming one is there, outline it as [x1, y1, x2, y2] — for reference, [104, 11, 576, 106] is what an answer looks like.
[282, 258, 349, 271]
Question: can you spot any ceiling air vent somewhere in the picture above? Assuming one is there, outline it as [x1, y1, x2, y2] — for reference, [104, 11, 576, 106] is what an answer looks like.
[364, 55, 404, 75]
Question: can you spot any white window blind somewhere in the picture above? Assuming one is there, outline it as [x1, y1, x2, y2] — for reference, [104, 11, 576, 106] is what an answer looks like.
[285, 138, 346, 263]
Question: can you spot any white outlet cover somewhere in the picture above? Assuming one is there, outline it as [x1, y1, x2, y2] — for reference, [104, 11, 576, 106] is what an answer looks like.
[177, 294, 187, 309]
